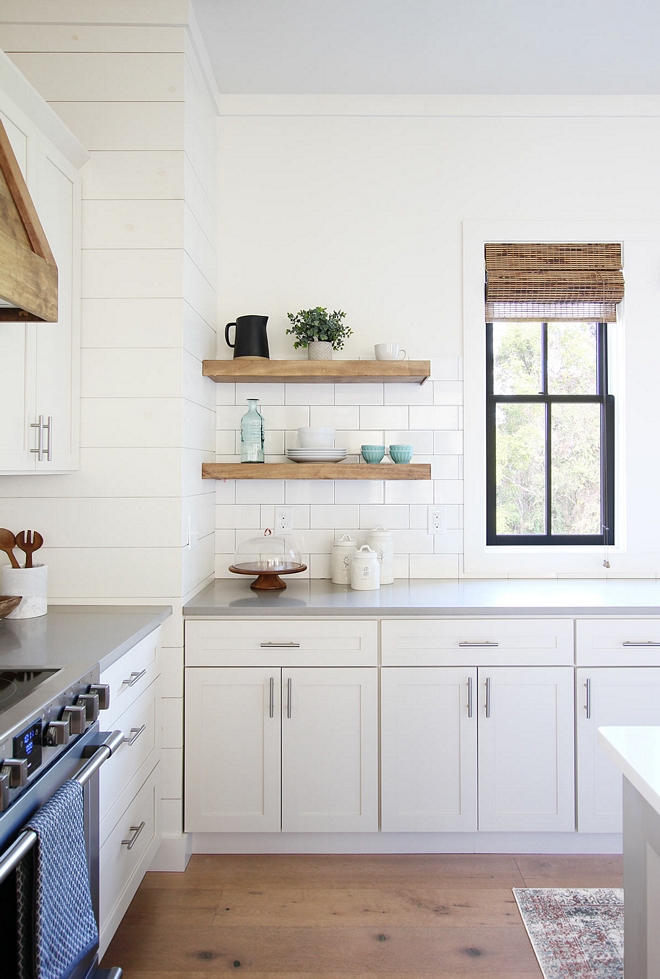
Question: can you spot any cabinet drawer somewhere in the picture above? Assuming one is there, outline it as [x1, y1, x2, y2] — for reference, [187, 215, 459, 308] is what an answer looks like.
[101, 628, 160, 726]
[185, 619, 378, 666]
[382, 618, 573, 666]
[577, 619, 660, 666]
[100, 764, 158, 937]
[100, 678, 159, 827]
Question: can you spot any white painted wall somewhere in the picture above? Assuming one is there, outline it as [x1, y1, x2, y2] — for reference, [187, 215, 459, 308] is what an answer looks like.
[214, 95, 660, 578]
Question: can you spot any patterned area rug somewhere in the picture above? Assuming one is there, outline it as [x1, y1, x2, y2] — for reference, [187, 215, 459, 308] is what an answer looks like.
[513, 888, 624, 979]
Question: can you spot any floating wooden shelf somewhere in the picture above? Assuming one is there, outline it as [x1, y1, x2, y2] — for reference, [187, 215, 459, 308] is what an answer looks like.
[202, 359, 431, 384]
[202, 463, 432, 481]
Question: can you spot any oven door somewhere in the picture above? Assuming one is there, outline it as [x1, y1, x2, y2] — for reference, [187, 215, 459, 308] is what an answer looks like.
[0, 722, 106, 979]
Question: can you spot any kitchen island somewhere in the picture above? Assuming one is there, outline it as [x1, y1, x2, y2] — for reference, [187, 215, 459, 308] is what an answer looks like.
[599, 727, 660, 979]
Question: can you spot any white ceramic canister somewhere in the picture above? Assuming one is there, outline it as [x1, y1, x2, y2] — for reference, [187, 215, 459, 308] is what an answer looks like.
[350, 545, 381, 591]
[1, 564, 48, 618]
[331, 534, 358, 585]
[366, 524, 394, 584]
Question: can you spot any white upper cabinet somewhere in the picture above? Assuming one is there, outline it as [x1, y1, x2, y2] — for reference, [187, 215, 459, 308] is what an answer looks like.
[0, 55, 86, 472]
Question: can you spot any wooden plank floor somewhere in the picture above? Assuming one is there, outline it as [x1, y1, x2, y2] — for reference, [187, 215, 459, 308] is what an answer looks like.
[101, 852, 623, 978]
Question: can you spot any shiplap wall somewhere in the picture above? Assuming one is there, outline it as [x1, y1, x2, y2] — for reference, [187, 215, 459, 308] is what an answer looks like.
[0, 1, 218, 865]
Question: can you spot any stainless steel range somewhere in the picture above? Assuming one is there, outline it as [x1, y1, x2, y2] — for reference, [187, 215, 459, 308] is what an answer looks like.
[0, 660, 123, 979]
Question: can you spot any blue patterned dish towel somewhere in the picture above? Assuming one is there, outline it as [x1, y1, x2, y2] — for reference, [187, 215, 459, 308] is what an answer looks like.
[16, 779, 98, 979]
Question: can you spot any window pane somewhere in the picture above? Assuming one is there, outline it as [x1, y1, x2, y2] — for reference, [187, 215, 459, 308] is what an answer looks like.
[492, 323, 542, 395]
[551, 404, 601, 535]
[495, 403, 546, 535]
[547, 322, 597, 394]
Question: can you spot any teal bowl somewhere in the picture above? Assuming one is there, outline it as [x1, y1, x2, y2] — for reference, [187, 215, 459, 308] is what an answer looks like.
[361, 444, 385, 464]
[388, 444, 414, 464]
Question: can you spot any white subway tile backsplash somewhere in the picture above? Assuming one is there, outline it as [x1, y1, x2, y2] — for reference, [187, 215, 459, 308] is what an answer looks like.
[214, 529, 236, 553]
[430, 356, 461, 381]
[262, 405, 310, 431]
[434, 430, 464, 455]
[291, 505, 311, 529]
[237, 480, 285, 505]
[410, 405, 460, 430]
[285, 383, 335, 405]
[409, 505, 429, 530]
[310, 405, 360, 429]
[385, 430, 434, 454]
[335, 383, 383, 405]
[337, 431, 384, 454]
[215, 430, 235, 455]
[384, 382, 433, 406]
[335, 481, 384, 505]
[393, 553, 410, 579]
[385, 481, 434, 504]
[433, 381, 463, 405]
[215, 480, 236, 505]
[359, 505, 409, 529]
[434, 479, 464, 505]
[285, 480, 334, 504]
[299, 530, 336, 553]
[235, 382, 284, 405]
[214, 554, 235, 577]
[410, 553, 460, 577]
[434, 530, 464, 553]
[431, 456, 460, 479]
[310, 553, 332, 578]
[360, 405, 408, 430]
[311, 505, 360, 529]
[215, 504, 260, 529]
[391, 530, 433, 553]
[215, 382, 236, 406]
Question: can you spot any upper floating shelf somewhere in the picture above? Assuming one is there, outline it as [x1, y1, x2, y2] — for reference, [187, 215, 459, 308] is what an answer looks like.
[202, 359, 431, 384]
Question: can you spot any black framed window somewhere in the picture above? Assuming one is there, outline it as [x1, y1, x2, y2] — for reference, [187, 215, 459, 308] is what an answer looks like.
[486, 321, 614, 546]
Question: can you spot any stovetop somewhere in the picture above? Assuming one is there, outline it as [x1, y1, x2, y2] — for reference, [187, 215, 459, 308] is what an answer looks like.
[0, 669, 60, 715]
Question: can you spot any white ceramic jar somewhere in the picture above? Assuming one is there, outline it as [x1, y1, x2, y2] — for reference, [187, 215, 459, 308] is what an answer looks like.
[331, 534, 357, 585]
[366, 524, 394, 584]
[350, 545, 381, 591]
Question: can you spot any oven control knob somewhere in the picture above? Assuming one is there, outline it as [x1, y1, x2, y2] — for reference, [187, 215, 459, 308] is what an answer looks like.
[89, 684, 111, 711]
[1, 758, 28, 788]
[62, 704, 87, 735]
[44, 721, 70, 746]
[0, 770, 9, 812]
[76, 692, 100, 723]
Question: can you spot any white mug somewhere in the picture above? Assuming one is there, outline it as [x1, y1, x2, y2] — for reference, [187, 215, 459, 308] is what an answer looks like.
[374, 343, 406, 361]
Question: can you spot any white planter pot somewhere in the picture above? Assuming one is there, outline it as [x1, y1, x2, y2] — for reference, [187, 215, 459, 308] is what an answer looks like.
[308, 341, 333, 361]
[1, 564, 48, 618]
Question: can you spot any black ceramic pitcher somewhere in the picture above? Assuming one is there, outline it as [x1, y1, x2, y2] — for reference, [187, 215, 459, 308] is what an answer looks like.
[225, 315, 270, 359]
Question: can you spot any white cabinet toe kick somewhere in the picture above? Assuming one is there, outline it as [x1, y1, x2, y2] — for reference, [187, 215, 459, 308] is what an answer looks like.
[183, 615, 660, 853]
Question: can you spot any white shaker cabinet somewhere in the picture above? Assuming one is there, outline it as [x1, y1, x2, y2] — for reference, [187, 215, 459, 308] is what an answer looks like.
[185, 667, 378, 834]
[0, 56, 85, 473]
[478, 667, 575, 833]
[381, 667, 477, 832]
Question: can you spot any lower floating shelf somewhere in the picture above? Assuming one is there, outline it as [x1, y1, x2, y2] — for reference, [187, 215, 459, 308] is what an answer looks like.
[202, 463, 432, 481]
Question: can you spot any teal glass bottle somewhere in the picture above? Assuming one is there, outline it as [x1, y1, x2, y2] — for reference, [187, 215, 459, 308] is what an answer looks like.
[240, 398, 265, 463]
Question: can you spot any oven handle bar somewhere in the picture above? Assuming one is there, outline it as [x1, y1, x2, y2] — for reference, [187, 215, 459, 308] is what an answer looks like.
[0, 730, 123, 885]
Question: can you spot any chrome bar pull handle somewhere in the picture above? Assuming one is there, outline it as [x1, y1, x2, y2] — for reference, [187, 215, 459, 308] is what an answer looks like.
[121, 821, 145, 850]
[467, 676, 473, 718]
[44, 416, 52, 461]
[269, 677, 275, 719]
[585, 678, 591, 719]
[260, 641, 301, 648]
[458, 641, 499, 648]
[622, 641, 660, 647]
[30, 415, 45, 460]
[123, 724, 146, 746]
[485, 677, 491, 718]
[123, 669, 147, 687]
[287, 677, 292, 719]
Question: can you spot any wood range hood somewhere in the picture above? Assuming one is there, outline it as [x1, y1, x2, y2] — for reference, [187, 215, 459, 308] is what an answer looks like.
[0, 117, 57, 322]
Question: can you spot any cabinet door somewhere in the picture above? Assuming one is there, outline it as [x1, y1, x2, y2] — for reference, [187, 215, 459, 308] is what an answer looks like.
[381, 667, 477, 832]
[184, 667, 281, 833]
[478, 666, 575, 832]
[281, 667, 378, 832]
[577, 667, 660, 833]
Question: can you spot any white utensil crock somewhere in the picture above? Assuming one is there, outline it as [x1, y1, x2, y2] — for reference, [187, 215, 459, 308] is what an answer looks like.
[350, 545, 380, 591]
[331, 534, 358, 585]
[2, 563, 47, 618]
[366, 524, 394, 584]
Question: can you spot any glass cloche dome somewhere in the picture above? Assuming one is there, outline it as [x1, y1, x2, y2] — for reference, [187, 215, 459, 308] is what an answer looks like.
[229, 529, 306, 590]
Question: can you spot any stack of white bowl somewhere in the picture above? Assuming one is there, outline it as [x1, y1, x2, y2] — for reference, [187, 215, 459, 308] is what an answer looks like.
[287, 427, 347, 464]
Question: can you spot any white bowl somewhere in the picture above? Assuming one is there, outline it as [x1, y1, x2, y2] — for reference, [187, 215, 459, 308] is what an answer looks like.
[297, 426, 335, 448]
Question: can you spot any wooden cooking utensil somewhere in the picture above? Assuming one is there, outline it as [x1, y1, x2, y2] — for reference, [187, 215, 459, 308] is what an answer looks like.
[15, 530, 44, 569]
[0, 529, 20, 569]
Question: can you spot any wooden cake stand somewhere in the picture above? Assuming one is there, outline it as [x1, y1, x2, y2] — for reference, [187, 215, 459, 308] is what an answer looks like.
[228, 563, 307, 591]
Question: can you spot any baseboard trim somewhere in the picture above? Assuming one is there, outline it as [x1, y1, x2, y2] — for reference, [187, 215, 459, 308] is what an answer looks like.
[191, 831, 623, 855]
[149, 833, 192, 871]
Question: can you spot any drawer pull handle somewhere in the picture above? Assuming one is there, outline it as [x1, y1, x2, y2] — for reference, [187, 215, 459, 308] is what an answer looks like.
[467, 676, 473, 718]
[287, 677, 292, 718]
[269, 677, 275, 719]
[123, 669, 147, 687]
[121, 821, 146, 850]
[458, 641, 499, 647]
[585, 678, 591, 719]
[622, 641, 660, 646]
[123, 724, 146, 746]
[485, 677, 491, 718]
[260, 642, 301, 648]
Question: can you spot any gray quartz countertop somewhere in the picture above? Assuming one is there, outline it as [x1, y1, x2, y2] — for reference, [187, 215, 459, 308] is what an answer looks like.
[0, 605, 171, 672]
[184, 578, 660, 617]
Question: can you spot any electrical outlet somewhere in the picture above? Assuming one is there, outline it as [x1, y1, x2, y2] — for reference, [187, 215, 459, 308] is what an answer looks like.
[427, 506, 446, 535]
[187, 514, 199, 549]
[274, 506, 293, 533]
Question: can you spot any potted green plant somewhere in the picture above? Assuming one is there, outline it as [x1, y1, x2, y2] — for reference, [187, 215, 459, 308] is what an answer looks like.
[286, 307, 352, 360]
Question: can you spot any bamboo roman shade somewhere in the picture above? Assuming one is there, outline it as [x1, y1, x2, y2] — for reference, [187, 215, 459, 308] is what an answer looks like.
[485, 243, 624, 322]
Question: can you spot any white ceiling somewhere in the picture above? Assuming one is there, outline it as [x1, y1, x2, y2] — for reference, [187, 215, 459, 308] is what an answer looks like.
[192, 0, 660, 95]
